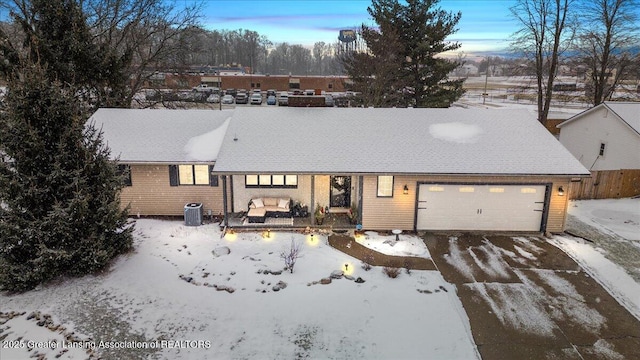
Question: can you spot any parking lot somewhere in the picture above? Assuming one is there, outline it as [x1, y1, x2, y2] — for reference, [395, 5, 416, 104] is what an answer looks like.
[424, 233, 640, 360]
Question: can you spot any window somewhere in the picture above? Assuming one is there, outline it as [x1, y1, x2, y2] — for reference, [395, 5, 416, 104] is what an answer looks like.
[246, 175, 259, 186]
[599, 143, 606, 156]
[117, 164, 132, 186]
[169, 165, 217, 186]
[179, 165, 209, 185]
[377, 176, 394, 197]
[245, 175, 298, 188]
[272, 175, 285, 186]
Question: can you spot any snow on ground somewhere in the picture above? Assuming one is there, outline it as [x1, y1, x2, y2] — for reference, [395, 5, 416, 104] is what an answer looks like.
[550, 197, 640, 321]
[548, 236, 640, 321]
[568, 198, 640, 241]
[1, 220, 479, 360]
[356, 231, 431, 258]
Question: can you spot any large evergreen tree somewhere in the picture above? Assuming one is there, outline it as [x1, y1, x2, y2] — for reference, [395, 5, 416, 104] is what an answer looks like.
[0, 66, 133, 291]
[342, 0, 465, 107]
[0, 0, 133, 292]
[1, 0, 130, 108]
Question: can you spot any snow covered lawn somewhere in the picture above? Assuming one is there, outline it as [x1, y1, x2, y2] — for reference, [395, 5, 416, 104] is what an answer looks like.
[551, 197, 640, 321]
[1, 220, 479, 359]
[568, 198, 640, 241]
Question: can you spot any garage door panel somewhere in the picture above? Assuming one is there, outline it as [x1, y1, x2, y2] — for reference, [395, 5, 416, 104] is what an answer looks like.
[417, 184, 546, 231]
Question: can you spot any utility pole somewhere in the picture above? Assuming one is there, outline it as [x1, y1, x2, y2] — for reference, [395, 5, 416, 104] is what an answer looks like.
[482, 57, 489, 105]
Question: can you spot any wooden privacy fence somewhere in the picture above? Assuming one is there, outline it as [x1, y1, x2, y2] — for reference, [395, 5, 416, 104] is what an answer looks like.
[570, 169, 640, 200]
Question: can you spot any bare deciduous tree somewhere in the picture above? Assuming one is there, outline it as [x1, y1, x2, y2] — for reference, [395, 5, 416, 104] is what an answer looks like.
[510, 0, 576, 124]
[576, 0, 639, 105]
[280, 238, 303, 274]
[83, 0, 202, 106]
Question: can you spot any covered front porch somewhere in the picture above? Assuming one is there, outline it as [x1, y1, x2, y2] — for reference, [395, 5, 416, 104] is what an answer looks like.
[222, 210, 357, 230]
[217, 173, 364, 231]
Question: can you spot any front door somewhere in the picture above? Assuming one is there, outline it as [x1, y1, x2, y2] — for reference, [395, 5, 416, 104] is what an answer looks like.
[330, 176, 351, 208]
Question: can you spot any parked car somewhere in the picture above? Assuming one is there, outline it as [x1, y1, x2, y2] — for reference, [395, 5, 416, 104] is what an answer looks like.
[193, 84, 212, 93]
[250, 93, 263, 105]
[266, 89, 277, 97]
[235, 92, 249, 104]
[225, 88, 237, 98]
[206, 94, 220, 103]
[278, 92, 289, 106]
[221, 94, 235, 104]
[305, 89, 315, 95]
[252, 88, 262, 94]
[266, 95, 277, 105]
[324, 94, 334, 107]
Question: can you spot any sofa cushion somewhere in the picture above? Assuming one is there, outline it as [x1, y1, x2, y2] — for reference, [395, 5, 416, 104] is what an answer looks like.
[278, 198, 289, 209]
[263, 197, 278, 207]
[252, 198, 264, 208]
[247, 207, 266, 216]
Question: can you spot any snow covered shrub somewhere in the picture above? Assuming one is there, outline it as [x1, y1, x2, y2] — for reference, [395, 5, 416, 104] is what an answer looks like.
[361, 253, 375, 271]
[280, 238, 303, 273]
[383, 266, 400, 279]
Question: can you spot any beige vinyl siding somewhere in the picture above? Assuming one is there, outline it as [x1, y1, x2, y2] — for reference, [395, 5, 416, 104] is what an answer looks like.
[361, 175, 571, 232]
[232, 175, 312, 212]
[120, 165, 228, 216]
[313, 175, 330, 210]
[547, 178, 571, 233]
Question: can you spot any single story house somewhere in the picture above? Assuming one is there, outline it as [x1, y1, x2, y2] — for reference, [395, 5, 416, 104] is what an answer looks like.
[213, 107, 589, 233]
[90, 108, 232, 217]
[557, 102, 640, 171]
[92, 107, 589, 233]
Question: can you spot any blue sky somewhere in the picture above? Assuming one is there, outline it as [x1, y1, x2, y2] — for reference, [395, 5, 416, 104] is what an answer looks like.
[197, 0, 520, 57]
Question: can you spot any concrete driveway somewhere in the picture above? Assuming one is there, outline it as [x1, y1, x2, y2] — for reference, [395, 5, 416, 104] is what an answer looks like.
[423, 233, 640, 360]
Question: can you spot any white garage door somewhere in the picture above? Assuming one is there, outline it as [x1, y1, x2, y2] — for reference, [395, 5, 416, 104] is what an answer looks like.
[416, 184, 547, 231]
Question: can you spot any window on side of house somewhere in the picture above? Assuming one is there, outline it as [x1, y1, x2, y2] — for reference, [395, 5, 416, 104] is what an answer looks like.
[377, 176, 394, 197]
[117, 164, 132, 186]
[178, 164, 210, 185]
[245, 175, 298, 188]
[599, 142, 606, 156]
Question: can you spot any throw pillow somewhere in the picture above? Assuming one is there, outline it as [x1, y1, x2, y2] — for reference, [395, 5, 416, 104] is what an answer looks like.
[278, 198, 289, 209]
[252, 198, 264, 208]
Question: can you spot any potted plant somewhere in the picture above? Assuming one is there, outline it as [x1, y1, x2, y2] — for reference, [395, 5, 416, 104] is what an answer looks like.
[347, 202, 359, 224]
[314, 203, 325, 225]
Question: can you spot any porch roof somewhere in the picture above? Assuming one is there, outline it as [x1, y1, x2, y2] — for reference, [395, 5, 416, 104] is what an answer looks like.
[214, 107, 589, 176]
[88, 108, 231, 163]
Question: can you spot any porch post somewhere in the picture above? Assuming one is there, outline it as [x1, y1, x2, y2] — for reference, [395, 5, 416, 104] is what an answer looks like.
[222, 175, 229, 227]
[358, 175, 364, 224]
[310, 175, 315, 217]
[229, 175, 235, 213]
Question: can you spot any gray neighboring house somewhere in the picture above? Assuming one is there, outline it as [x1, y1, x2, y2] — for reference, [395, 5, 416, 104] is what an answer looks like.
[557, 102, 640, 171]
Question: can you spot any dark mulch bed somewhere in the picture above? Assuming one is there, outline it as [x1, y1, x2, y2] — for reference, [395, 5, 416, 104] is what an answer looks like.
[328, 234, 436, 271]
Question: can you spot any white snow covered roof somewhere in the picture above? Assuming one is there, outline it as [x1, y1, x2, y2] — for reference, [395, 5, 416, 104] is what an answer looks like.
[214, 107, 589, 176]
[558, 102, 640, 135]
[88, 108, 231, 163]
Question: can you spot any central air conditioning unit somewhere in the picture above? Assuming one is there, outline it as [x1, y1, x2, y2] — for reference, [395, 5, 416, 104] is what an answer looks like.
[184, 203, 203, 226]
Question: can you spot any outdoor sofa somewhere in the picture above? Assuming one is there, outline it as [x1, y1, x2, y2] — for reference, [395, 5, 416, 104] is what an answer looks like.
[247, 197, 291, 223]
